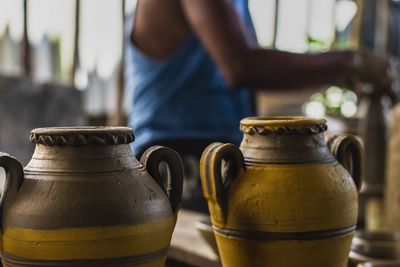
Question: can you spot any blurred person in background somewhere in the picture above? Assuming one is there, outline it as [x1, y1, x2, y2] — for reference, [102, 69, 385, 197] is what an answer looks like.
[125, 0, 394, 213]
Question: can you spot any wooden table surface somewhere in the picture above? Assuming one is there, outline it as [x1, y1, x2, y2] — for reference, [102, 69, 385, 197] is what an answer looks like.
[168, 209, 222, 267]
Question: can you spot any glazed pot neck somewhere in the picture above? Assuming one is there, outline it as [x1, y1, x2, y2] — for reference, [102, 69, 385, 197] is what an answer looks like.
[239, 132, 336, 165]
[25, 126, 139, 175]
[25, 144, 140, 174]
[239, 117, 335, 165]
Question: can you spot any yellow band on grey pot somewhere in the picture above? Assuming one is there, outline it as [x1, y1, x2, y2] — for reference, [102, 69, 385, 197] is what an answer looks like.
[2, 218, 173, 260]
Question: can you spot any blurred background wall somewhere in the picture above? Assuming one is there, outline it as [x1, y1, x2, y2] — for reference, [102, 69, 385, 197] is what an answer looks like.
[1, 0, 398, 124]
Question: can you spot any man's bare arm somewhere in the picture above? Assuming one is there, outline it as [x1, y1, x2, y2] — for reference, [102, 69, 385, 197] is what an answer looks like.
[180, 0, 356, 90]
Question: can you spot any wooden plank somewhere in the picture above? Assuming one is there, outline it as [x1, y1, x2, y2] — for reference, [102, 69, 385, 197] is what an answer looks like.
[374, 0, 389, 56]
[71, 0, 80, 85]
[108, 0, 126, 126]
[21, 0, 31, 78]
[350, 0, 364, 49]
[272, 0, 279, 49]
[169, 210, 221, 267]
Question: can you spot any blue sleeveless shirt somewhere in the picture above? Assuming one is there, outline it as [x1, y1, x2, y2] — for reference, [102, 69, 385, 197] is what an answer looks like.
[125, 0, 257, 155]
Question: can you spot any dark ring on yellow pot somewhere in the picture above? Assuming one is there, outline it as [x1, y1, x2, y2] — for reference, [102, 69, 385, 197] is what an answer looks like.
[213, 224, 356, 241]
[1, 247, 169, 267]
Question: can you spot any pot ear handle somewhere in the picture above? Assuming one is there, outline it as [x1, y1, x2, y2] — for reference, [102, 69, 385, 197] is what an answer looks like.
[0, 153, 24, 231]
[140, 146, 184, 217]
[327, 135, 363, 192]
[200, 143, 244, 224]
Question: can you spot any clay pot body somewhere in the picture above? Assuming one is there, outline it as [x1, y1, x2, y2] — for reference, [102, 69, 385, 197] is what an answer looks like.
[0, 127, 183, 267]
[200, 117, 362, 267]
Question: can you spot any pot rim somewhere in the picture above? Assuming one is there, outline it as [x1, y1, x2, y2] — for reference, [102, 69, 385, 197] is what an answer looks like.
[30, 126, 135, 146]
[240, 116, 327, 135]
[31, 126, 133, 135]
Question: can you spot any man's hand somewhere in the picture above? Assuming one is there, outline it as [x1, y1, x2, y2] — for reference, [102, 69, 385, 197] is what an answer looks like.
[342, 51, 397, 102]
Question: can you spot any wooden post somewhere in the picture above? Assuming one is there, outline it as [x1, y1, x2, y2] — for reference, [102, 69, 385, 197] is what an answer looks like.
[305, 0, 313, 42]
[108, 0, 126, 126]
[21, 0, 32, 79]
[331, 0, 338, 46]
[383, 1, 400, 231]
[350, 0, 364, 49]
[272, 0, 279, 49]
[71, 0, 80, 85]
[374, 0, 389, 56]
[359, 95, 388, 231]
[385, 104, 400, 231]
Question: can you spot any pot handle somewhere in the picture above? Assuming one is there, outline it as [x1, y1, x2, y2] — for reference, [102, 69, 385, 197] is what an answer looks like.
[200, 143, 244, 224]
[0, 153, 24, 230]
[141, 146, 184, 216]
[327, 135, 363, 192]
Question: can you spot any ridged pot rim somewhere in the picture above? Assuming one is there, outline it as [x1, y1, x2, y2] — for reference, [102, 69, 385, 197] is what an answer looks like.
[240, 116, 327, 135]
[30, 126, 135, 146]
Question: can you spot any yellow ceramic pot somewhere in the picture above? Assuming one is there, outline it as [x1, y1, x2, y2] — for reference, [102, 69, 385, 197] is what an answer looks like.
[0, 127, 183, 267]
[200, 117, 362, 267]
